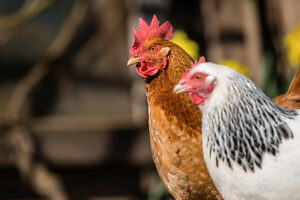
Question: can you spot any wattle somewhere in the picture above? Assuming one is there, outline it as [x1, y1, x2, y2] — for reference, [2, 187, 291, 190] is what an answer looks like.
[189, 92, 205, 104]
[136, 62, 160, 78]
[136, 57, 168, 79]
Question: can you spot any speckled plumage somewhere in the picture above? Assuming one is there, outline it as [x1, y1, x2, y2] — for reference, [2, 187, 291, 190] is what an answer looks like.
[177, 62, 300, 200]
[145, 38, 221, 200]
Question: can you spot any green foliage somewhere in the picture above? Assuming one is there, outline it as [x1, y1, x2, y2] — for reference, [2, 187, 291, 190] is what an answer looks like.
[147, 180, 173, 200]
[261, 51, 290, 99]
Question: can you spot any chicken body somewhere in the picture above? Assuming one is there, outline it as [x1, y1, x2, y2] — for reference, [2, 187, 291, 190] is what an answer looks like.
[146, 39, 221, 200]
[128, 16, 222, 199]
[175, 62, 300, 200]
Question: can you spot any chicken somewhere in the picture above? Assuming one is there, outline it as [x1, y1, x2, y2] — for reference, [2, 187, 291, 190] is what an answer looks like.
[127, 16, 221, 200]
[175, 61, 300, 200]
[273, 69, 300, 109]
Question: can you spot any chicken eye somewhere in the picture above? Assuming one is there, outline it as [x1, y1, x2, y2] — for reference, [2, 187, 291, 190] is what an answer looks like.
[150, 46, 157, 53]
[196, 74, 203, 80]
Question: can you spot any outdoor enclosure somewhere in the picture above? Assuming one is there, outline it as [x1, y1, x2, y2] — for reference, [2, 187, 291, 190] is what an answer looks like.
[0, 0, 299, 200]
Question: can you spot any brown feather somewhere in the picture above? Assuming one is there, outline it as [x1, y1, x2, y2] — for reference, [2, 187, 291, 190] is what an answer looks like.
[273, 69, 300, 109]
[145, 38, 222, 200]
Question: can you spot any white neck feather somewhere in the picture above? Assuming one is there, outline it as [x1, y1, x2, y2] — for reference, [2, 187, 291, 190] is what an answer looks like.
[195, 64, 298, 172]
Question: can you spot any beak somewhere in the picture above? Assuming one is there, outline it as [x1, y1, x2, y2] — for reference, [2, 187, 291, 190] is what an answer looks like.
[127, 57, 142, 66]
[160, 47, 170, 56]
[173, 80, 192, 94]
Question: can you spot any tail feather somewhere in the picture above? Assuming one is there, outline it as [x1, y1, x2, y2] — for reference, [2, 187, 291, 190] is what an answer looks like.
[273, 69, 300, 109]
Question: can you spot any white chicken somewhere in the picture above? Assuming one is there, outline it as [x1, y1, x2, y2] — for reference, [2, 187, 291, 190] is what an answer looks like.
[174, 61, 300, 200]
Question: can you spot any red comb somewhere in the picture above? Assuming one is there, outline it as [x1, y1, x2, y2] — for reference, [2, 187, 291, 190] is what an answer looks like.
[182, 56, 206, 79]
[190, 56, 206, 68]
[130, 15, 173, 56]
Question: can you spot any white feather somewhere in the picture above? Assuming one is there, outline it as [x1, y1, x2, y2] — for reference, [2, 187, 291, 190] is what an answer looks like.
[191, 62, 300, 200]
[204, 113, 300, 200]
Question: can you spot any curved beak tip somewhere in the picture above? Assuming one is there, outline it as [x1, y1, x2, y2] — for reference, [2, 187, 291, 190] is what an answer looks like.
[127, 57, 141, 66]
[174, 83, 186, 94]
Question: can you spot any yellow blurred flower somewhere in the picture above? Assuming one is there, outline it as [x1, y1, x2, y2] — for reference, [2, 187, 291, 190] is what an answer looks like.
[284, 23, 300, 68]
[171, 30, 199, 59]
[218, 59, 250, 77]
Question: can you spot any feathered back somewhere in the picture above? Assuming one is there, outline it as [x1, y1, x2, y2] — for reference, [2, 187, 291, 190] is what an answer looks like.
[273, 69, 300, 109]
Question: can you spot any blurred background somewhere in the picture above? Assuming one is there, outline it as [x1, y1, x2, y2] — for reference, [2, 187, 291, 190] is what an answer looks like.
[0, 0, 299, 200]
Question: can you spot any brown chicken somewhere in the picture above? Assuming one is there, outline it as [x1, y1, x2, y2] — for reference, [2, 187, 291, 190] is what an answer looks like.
[127, 15, 300, 200]
[273, 69, 300, 109]
[127, 15, 221, 200]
